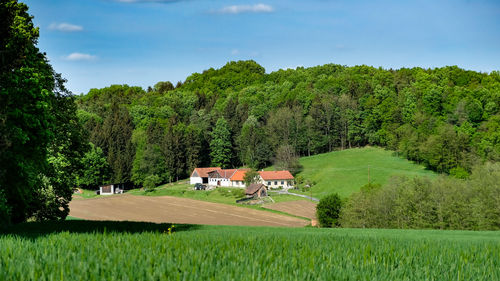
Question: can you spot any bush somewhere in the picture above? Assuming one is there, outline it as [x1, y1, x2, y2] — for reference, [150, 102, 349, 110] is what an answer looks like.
[143, 174, 161, 192]
[316, 193, 342, 227]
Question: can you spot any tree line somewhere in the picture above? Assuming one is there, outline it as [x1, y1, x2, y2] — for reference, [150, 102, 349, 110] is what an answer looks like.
[76, 60, 500, 189]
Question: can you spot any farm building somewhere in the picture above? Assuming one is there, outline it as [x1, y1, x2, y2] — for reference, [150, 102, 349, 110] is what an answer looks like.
[258, 171, 294, 189]
[190, 168, 295, 189]
[229, 169, 250, 187]
[245, 183, 267, 198]
[208, 169, 238, 187]
[190, 167, 220, 185]
[99, 183, 125, 195]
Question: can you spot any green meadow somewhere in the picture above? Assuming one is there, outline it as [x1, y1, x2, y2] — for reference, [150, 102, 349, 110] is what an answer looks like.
[1, 221, 498, 280]
[295, 146, 436, 198]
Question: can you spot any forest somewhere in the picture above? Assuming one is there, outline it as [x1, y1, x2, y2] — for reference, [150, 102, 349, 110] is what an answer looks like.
[2, 0, 500, 226]
[76, 60, 500, 188]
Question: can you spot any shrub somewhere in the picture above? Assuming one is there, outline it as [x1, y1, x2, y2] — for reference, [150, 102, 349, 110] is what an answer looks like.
[316, 193, 342, 227]
[143, 174, 161, 192]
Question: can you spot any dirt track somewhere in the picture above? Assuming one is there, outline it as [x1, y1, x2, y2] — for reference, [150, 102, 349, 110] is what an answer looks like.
[263, 200, 317, 219]
[69, 195, 308, 227]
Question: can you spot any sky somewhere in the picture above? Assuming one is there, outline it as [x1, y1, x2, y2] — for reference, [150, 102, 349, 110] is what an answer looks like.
[24, 0, 500, 95]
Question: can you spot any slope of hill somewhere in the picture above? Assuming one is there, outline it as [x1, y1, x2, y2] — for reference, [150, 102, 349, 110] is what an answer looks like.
[295, 146, 436, 198]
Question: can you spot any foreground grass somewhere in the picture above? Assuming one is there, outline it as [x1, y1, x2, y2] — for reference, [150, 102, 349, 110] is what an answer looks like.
[294, 146, 436, 198]
[1, 221, 498, 280]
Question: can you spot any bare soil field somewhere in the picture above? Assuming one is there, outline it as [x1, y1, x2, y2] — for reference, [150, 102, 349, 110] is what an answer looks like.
[263, 200, 317, 220]
[69, 194, 308, 227]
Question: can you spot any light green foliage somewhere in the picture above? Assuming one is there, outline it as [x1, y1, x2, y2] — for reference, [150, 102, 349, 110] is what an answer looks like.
[340, 162, 500, 230]
[78, 143, 111, 188]
[143, 174, 161, 192]
[1, 221, 499, 280]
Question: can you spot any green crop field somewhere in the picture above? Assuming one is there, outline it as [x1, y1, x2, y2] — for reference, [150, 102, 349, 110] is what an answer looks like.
[1, 221, 498, 280]
[293, 146, 437, 198]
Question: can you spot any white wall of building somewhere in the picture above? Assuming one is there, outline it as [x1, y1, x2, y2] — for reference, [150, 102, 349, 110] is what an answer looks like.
[190, 177, 203, 185]
[260, 177, 293, 189]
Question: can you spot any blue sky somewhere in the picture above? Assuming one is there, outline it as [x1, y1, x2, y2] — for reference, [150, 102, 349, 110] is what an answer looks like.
[24, 0, 500, 94]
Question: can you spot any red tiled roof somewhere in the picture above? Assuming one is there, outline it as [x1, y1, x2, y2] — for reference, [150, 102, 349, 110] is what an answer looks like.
[258, 170, 294, 180]
[191, 167, 220, 178]
[230, 170, 248, 181]
[209, 169, 238, 179]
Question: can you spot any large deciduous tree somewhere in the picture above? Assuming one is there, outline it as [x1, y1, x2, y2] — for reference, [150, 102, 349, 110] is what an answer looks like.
[0, 0, 84, 224]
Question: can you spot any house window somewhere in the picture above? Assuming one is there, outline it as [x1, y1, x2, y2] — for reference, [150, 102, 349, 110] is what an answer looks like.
[274, 181, 277, 185]
[268, 181, 271, 185]
[281, 181, 284, 185]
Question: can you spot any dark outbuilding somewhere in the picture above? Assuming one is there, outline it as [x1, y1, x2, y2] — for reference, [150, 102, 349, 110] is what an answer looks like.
[245, 183, 267, 198]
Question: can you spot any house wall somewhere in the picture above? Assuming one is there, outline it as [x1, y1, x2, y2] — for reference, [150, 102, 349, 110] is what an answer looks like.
[260, 177, 293, 189]
[190, 177, 203, 185]
[230, 180, 246, 188]
[208, 177, 232, 187]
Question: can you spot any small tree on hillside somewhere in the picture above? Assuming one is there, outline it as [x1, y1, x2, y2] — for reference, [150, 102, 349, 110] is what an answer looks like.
[143, 174, 161, 192]
[316, 193, 343, 227]
[243, 170, 260, 186]
[274, 144, 303, 175]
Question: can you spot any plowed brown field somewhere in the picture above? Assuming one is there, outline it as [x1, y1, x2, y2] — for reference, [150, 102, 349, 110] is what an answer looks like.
[263, 200, 317, 219]
[69, 194, 308, 227]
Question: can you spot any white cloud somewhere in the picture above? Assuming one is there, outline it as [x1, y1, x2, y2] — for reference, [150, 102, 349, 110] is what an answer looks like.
[215, 4, 274, 14]
[64, 53, 97, 61]
[231, 49, 240, 55]
[49, 23, 83, 32]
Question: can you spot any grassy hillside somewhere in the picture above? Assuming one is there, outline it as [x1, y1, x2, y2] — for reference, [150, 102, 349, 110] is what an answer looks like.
[1, 221, 499, 280]
[295, 146, 437, 198]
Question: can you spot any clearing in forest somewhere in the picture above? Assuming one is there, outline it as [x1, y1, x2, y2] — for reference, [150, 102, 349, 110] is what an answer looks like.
[293, 146, 436, 198]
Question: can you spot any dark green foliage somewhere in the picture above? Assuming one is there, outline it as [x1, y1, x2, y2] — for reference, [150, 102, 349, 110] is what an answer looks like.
[210, 118, 233, 168]
[316, 193, 343, 227]
[340, 163, 500, 230]
[100, 102, 135, 184]
[0, 0, 85, 224]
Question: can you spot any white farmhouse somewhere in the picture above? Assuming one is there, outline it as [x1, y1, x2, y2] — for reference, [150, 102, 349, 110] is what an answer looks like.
[190, 167, 220, 185]
[258, 171, 294, 189]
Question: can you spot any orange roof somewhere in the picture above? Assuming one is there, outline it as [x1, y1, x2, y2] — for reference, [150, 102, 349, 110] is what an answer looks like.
[209, 169, 238, 179]
[230, 170, 248, 181]
[191, 167, 220, 178]
[258, 170, 294, 180]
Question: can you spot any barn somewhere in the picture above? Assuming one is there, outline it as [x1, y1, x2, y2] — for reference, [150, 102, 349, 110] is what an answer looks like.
[190, 167, 220, 185]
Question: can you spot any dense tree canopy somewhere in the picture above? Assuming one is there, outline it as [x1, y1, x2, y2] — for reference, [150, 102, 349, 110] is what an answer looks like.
[0, 0, 85, 224]
[76, 60, 500, 186]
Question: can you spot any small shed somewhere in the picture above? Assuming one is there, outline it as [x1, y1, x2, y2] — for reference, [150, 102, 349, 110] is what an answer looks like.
[245, 183, 267, 198]
[99, 183, 124, 195]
